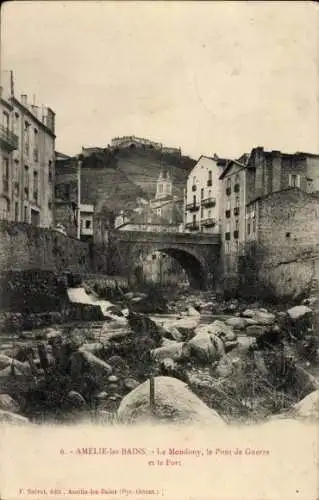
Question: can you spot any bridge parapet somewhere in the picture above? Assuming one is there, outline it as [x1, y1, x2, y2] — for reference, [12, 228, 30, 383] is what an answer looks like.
[109, 230, 221, 246]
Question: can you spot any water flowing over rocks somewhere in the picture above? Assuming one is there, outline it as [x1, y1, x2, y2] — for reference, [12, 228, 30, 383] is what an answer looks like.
[0, 285, 318, 425]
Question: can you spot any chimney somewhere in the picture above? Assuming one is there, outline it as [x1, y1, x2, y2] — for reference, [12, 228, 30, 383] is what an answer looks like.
[31, 105, 38, 118]
[20, 94, 27, 106]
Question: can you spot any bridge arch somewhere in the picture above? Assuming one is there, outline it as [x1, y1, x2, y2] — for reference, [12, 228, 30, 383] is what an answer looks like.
[132, 243, 209, 289]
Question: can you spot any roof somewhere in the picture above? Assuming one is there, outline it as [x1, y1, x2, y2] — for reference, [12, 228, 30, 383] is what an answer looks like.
[10, 96, 56, 138]
[219, 159, 246, 180]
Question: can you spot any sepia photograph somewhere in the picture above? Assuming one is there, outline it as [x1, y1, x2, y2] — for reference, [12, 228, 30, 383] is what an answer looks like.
[0, 1, 318, 499]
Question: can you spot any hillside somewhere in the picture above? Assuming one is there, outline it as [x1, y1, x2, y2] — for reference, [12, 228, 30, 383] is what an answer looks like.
[80, 146, 196, 214]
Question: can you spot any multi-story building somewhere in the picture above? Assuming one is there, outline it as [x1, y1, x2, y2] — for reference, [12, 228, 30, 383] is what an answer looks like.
[0, 74, 18, 220]
[245, 147, 319, 205]
[219, 158, 247, 287]
[0, 70, 56, 227]
[244, 188, 319, 299]
[219, 146, 319, 291]
[80, 203, 94, 242]
[184, 155, 224, 233]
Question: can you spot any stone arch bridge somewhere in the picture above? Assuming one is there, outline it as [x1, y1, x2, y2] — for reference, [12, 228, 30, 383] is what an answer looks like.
[107, 230, 221, 289]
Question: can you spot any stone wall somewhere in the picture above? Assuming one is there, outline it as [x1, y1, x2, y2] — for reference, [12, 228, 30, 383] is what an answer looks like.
[241, 189, 319, 300]
[0, 221, 91, 273]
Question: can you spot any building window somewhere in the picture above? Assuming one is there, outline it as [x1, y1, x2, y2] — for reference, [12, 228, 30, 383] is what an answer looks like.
[200, 206, 204, 218]
[2, 111, 9, 131]
[13, 113, 19, 135]
[253, 219, 256, 233]
[2, 157, 9, 193]
[201, 188, 204, 199]
[208, 209, 212, 218]
[235, 219, 239, 231]
[225, 241, 230, 254]
[208, 189, 211, 198]
[226, 177, 231, 195]
[192, 214, 197, 225]
[33, 129, 39, 162]
[158, 184, 163, 193]
[24, 122, 30, 155]
[24, 166, 29, 198]
[193, 195, 196, 206]
[247, 222, 251, 235]
[289, 174, 300, 188]
[207, 170, 212, 186]
[234, 174, 240, 192]
[14, 202, 19, 221]
[33, 171, 38, 202]
[85, 220, 91, 229]
[24, 206, 28, 222]
[156, 207, 162, 216]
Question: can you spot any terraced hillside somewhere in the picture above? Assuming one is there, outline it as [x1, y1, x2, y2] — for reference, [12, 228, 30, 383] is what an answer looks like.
[80, 146, 196, 213]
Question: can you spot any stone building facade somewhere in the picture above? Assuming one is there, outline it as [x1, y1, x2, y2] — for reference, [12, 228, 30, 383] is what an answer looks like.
[243, 188, 319, 299]
[184, 155, 224, 234]
[0, 70, 55, 227]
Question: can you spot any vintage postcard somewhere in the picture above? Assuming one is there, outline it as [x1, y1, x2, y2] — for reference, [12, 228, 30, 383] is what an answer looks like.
[0, 1, 318, 499]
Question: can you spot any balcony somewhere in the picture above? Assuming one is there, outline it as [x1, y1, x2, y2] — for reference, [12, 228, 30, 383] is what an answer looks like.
[186, 202, 200, 212]
[201, 217, 216, 228]
[201, 197, 216, 207]
[192, 185, 197, 192]
[185, 221, 199, 231]
[234, 207, 240, 216]
[225, 232, 231, 241]
[225, 209, 231, 218]
[226, 187, 231, 196]
[207, 179, 212, 187]
[234, 183, 240, 193]
[234, 230, 239, 239]
[0, 125, 18, 151]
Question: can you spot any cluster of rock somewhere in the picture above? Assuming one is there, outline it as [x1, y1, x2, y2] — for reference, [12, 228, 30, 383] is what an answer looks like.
[0, 287, 318, 426]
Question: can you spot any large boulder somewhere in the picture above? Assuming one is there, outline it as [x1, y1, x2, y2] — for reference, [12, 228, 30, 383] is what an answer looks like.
[188, 333, 225, 363]
[117, 376, 225, 425]
[293, 390, 319, 419]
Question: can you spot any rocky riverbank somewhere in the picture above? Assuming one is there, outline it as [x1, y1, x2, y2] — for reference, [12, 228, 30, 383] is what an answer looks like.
[0, 287, 318, 426]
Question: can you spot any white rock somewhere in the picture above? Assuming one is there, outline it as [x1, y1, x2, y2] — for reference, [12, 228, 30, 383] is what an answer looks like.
[0, 355, 31, 375]
[117, 376, 225, 425]
[70, 351, 112, 379]
[188, 333, 225, 363]
[195, 320, 236, 341]
[242, 309, 255, 318]
[0, 409, 29, 425]
[293, 390, 319, 418]
[287, 305, 313, 321]
[151, 341, 188, 362]
[225, 317, 247, 330]
[0, 393, 20, 413]
[186, 306, 201, 317]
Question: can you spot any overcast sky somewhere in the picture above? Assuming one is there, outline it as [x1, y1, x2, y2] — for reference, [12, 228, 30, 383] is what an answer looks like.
[1, 1, 318, 159]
